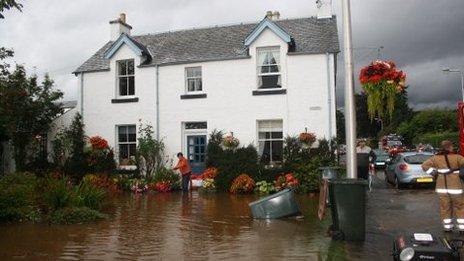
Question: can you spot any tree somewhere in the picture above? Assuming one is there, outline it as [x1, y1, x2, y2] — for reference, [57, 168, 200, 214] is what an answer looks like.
[355, 93, 381, 138]
[379, 91, 413, 136]
[336, 110, 345, 144]
[0, 0, 22, 18]
[63, 113, 87, 178]
[136, 123, 166, 178]
[0, 66, 63, 171]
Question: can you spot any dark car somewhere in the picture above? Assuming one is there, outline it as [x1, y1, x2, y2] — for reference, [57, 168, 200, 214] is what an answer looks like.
[385, 152, 434, 189]
[373, 149, 390, 169]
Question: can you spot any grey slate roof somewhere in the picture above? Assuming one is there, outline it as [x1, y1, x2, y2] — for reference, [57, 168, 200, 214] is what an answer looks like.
[74, 16, 339, 74]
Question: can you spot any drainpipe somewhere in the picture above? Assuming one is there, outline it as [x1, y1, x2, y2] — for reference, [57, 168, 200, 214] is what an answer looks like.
[326, 53, 333, 139]
[80, 73, 84, 118]
[156, 65, 160, 140]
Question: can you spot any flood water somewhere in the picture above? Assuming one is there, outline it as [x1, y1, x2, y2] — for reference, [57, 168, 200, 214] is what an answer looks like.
[0, 192, 345, 260]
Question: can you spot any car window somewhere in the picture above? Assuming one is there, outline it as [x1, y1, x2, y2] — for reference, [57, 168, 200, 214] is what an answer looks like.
[404, 154, 432, 164]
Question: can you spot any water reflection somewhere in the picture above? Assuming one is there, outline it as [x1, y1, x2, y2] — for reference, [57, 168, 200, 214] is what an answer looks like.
[0, 192, 343, 260]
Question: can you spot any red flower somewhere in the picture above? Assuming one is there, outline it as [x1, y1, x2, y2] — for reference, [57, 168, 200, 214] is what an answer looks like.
[89, 136, 109, 150]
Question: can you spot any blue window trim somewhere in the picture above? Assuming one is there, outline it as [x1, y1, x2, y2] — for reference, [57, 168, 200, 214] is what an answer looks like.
[244, 18, 292, 46]
[104, 33, 143, 59]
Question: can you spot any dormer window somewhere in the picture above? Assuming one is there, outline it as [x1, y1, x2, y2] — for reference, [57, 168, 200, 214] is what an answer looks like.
[117, 59, 135, 96]
[257, 47, 281, 89]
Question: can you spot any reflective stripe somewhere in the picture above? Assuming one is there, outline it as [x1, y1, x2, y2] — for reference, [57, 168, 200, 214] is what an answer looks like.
[437, 169, 459, 174]
[436, 189, 463, 194]
[444, 224, 454, 229]
[426, 168, 436, 174]
[458, 224, 464, 230]
[443, 219, 453, 224]
[457, 219, 464, 224]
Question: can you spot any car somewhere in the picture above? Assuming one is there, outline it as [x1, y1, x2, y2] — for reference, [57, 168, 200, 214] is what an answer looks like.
[373, 149, 390, 169]
[385, 152, 434, 189]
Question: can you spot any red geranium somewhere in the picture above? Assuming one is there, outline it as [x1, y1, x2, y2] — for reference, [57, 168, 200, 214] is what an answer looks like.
[89, 136, 109, 150]
[275, 173, 299, 191]
[148, 181, 172, 192]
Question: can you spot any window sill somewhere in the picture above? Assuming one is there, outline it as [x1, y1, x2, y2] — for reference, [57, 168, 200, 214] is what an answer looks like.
[252, 89, 287, 96]
[111, 97, 139, 103]
[180, 93, 207, 99]
[118, 165, 137, 170]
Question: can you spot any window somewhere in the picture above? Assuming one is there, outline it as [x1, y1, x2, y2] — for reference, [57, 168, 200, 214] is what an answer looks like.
[258, 120, 283, 164]
[118, 125, 136, 165]
[257, 47, 281, 89]
[117, 59, 135, 96]
[185, 67, 202, 92]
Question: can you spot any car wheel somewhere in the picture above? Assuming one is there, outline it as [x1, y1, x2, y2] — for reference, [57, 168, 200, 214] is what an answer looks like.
[395, 176, 404, 189]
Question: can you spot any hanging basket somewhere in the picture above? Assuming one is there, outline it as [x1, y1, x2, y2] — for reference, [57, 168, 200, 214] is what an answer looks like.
[359, 60, 406, 119]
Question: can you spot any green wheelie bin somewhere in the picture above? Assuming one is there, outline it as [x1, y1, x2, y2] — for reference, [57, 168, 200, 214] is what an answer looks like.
[328, 179, 368, 241]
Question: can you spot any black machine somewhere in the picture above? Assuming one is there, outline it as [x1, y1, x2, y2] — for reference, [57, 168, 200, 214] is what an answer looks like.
[393, 233, 463, 260]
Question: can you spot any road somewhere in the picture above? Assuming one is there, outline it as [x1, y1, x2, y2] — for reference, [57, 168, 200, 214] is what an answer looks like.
[344, 170, 446, 260]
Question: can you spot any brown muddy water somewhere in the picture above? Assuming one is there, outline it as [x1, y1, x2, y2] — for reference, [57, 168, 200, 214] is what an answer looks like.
[0, 192, 345, 260]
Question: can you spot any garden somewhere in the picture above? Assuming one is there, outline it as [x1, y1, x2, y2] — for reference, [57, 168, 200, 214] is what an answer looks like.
[0, 112, 339, 224]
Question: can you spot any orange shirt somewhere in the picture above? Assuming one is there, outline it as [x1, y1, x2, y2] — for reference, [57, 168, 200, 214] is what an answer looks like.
[174, 157, 192, 175]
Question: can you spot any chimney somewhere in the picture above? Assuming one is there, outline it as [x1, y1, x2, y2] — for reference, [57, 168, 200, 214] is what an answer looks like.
[316, 0, 333, 19]
[110, 13, 132, 41]
[265, 10, 281, 20]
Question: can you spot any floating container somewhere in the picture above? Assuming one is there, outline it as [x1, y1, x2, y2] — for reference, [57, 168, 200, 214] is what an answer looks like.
[249, 189, 300, 219]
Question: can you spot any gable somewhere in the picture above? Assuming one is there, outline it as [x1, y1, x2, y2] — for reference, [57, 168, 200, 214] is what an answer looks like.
[244, 18, 292, 47]
[104, 33, 151, 61]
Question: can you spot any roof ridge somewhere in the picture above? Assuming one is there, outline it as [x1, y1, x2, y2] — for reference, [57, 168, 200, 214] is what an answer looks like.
[132, 16, 321, 38]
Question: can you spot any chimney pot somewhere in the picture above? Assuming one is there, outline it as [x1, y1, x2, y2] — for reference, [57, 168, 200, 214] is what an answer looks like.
[266, 10, 273, 19]
[119, 13, 126, 23]
[273, 11, 280, 20]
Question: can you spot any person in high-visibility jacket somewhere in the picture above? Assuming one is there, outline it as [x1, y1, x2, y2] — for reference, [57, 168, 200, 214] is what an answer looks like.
[422, 140, 464, 232]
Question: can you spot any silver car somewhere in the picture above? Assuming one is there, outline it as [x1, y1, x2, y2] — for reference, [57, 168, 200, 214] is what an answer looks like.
[385, 152, 434, 189]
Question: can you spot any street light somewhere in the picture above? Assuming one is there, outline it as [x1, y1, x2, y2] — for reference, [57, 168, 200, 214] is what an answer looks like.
[442, 68, 464, 101]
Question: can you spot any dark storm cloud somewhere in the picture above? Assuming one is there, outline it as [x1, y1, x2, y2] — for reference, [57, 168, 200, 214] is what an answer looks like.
[336, 0, 464, 109]
[0, 0, 463, 109]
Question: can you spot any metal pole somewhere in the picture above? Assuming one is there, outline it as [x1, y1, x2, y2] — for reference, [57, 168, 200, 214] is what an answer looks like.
[460, 72, 464, 101]
[342, 0, 358, 179]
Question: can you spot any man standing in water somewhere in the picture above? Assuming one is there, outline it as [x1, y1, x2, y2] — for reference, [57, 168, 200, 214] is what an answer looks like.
[356, 140, 376, 180]
[173, 152, 192, 192]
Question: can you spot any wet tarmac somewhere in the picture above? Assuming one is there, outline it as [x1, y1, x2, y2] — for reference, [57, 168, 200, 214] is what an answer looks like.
[345, 171, 445, 260]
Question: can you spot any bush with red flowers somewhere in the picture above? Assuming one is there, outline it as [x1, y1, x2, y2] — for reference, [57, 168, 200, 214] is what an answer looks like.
[148, 181, 172, 192]
[86, 136, 116, 173]
[274, 173, 299, 191]
[359, 60, 406, 119]
[200, 167, 218, 179]
[230, 174, 255, 194]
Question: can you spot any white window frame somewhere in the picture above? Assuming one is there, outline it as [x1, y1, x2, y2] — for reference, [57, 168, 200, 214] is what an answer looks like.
[257, 120, 284, 165]
[117, 124, 137, 166]
[116, 59, 135, 97]
[185, 66, 203, 94]
[256, 47, 282, 90]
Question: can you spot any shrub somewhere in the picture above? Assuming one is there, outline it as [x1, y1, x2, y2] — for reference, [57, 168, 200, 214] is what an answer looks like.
[86, 136, 116, 173]
[200, 167, 218, 179]
[0, 173, 38, 222]
[254, 181, 275, 194]
[83, 174, 120, 193]
[49, 207, 105, 224]
[413, 131, 459, 148]
[275, 173, 299, 191]
[64, 114, 88, 180]
[136, 123, 167, 178]
[42, 177, 73, 211]
[74, 181, 106, 210]
[230, 174, 255, 194]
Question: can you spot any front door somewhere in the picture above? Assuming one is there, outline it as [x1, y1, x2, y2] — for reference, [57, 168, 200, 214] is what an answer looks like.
[187, 135, 207, 174]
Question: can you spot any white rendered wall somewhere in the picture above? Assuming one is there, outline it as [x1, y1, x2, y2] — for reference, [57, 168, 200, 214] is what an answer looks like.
[81, 44, 156, 156]
[79, 29, 337, 164]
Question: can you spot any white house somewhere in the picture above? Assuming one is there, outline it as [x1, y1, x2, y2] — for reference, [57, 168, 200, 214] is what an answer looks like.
[73, 6, 339, 173]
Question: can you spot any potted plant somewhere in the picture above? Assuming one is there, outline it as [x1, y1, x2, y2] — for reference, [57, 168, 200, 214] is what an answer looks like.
[359, 60, 406, 119]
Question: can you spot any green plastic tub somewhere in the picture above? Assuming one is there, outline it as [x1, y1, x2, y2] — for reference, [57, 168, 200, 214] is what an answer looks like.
[249, 189, 301, 219]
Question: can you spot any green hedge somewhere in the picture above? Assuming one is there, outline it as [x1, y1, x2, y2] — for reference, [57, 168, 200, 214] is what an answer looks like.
[413, 131, 459, 148]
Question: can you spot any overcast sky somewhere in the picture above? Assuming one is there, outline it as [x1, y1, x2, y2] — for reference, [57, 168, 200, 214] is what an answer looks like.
[0, 0, 463, 110]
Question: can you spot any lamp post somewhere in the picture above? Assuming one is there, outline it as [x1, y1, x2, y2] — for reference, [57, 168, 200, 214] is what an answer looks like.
[443, 68, 464, 101]
[342, 0, 357, 179]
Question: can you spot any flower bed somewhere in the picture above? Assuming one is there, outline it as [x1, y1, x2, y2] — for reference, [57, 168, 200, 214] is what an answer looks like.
[230, 174, 255, 194]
